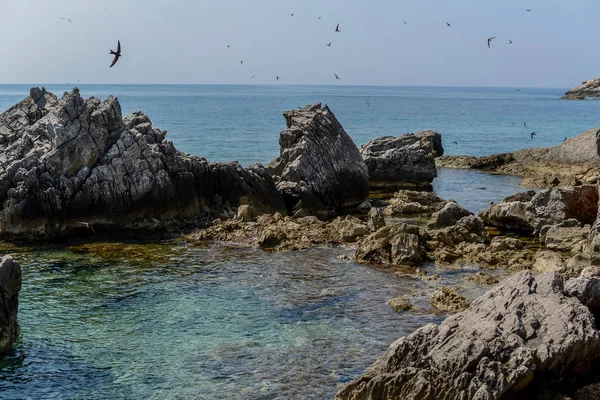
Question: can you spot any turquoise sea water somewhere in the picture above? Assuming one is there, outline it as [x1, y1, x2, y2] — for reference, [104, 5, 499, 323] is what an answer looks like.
[0, 85, 594, 398]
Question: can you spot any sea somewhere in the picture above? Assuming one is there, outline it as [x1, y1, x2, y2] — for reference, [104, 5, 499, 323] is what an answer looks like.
[0, 84, 598, 399]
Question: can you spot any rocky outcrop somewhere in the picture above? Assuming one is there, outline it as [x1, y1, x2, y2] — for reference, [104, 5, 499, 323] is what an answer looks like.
[430, 286, 470, 312]
[0, 255, 21, 352]
[480, 186, 598, 235]
[383, 190, 449, 217]
[355, 223, 428, 267]
[336, 271, 600, 400]
[427, 202, 472, 229]
[563, 77, 600, 100]
[437, 128, 600, 188]
[0, 88, 286, 238]
[360, 131, 442, 191]
[267, 103, 369, 217]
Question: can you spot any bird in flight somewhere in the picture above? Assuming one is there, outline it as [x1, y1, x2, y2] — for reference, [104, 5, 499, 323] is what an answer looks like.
[526, 9, 533, 12]
[446, 22, 451, 27]
[366, 101, 370, 107]
[291, 13, 294, 17]
[508, 40, 513, 44]
[512, 121, 515, 126]
[327, 42, 331, 47]
[453, 141, 458, 145]
[109, 40, 121, 68]
[335, 24, 341, 32]
[487, 37, 497, 48]
[530, 132, 536, 139]
[75, 221, 96, 235]
[524, 121, 528, 127]
[318, 17, 322, 20]
[227, 45, 230, 48]
[251, 75, 256, 78]
[241, 60, 243, 64]
[403, 21, 407, 24]
[516, 88, 521, 91]
[276, 76, 280, 81]
[335, 74, 340, 80]
[68, 18, 72, 23]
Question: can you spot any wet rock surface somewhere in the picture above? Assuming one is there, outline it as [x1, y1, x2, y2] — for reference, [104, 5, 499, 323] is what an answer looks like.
[0, 88, 285, 239]
[0, 255, 21, 352]
[336, 271, 600, 400]
[266, 103, 369, 217]
[360, 131, 442, 191]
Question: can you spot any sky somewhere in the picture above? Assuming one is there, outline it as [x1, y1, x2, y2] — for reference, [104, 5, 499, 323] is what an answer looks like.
[0, 0, 597, 87]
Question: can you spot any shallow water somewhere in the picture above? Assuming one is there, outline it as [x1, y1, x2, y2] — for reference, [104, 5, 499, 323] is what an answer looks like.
[0, 240, 501, 399]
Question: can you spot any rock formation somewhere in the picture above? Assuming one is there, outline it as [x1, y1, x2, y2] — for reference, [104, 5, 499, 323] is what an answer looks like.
[360, 131, 442, 191]
[336, 271, 600, 400]
[266, 103, 369, 217]
[0, 255, 21, 352]
[563, 77, 600, 100]
[0, 88, 286, 238]
[437, 128, 600, 188]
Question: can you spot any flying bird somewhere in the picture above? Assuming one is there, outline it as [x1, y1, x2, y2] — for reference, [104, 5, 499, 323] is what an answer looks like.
[512, 121, 515, 126]
[453, 141, 458, 145]
[327, 42, 331, 46]
[109, 40, 121, 68]
[68, 18, 72, 23]
[530, 131, 536, 139]
[516, 88, 521, 91]
[227, 45, 230, 48]
[335, 24, 340, 32]
[446, 22, 451, 27]
[366, 101, 370, 107]
[403, 21, 407, 24]
[276, 76, 280, 81]
[318, 17, 322, 20]
[509, 40, 513, 44]
[291, 13, 294, 17]
[526, 9, 533, 12]
[335, 74, 340, 80]
[241, 60, 243, 64]
[487, 37, 497, 48]
[524, 121, 528, 127]
[251, 75, 256, 78]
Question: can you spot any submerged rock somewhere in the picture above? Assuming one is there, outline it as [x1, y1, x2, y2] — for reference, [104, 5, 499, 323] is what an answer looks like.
[0, 88, 285, 239]
[387, 297, 412, 312]
[360, 131, 442, 191]
[267, 103, 369, 217]
[0, 255, 21, 352]
[336, 271, 600, 400]
[430, 286, 470, 312]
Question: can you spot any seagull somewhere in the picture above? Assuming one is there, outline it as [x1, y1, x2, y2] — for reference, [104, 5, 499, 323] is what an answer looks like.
[291, 13, 294, 17]
[526, 9, 533, 12]
[109, 40, 121, 68]
[335, 74, 340, 80]
[509, 40, 513, 44]
[75, 221, 96, 235]
[327, 42, 331, 46]
[335, 24, 340, 32]
[251, 75, 256, 78]
[276, 76, 280, 81]
[68, 18, 72, 23]
[227, 45, 230, 48]
[403, 21, 407, 24]
[446, 22, 451, 27]
[318, 17, 322, 20]
[487, 37, 497, 48]
[453, 141, 458, 145]
[241, 60, 243, 64]
[530, 131, 536, 139]
[524, 121, 528, 127]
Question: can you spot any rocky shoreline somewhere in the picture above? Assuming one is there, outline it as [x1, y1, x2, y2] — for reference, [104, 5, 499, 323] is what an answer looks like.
[563, 77, 600, 100]
[2, 87, 600, 397]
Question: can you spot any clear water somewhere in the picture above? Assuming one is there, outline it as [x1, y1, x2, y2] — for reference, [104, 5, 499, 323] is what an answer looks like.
[0, 241, 500, 399]
[1, 85, 598, 167]
[0, 84, 584, 398]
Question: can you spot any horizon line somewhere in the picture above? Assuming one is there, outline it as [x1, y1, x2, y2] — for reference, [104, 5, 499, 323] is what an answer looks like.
[0, 83, 570, 90]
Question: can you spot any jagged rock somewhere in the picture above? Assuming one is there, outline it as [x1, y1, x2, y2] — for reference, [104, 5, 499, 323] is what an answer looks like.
[439, 128, 600, 188]
[0, 255, 21, 352]
[465, 272, 499, 285]
[487, 236, 525, 252]
[383, 190, 449, 217]
[533, 250, 566, 274]
[355, 223, 427, 267]
[0, 88, 286, 238]
[266, 103, 369, 216]
[388, 297, 412, 312]
[235, 205, 254, 222]
[366, 208, 385, 231]
[429, 215, 489, 248]
[479, 191, 537, 232]
[427, 202, 472, 229]
[360, 131, 442, 191]
[330, 216, 370, 243]
[563, 77, 600, 100]
[481, 186, 598, 235]
[430, 286, 470, 312]
[542, 220, 590, 252]
[336, 272, 600, 400]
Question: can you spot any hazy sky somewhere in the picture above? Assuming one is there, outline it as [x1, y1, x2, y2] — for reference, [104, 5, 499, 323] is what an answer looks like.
[0, 0, 597, 87]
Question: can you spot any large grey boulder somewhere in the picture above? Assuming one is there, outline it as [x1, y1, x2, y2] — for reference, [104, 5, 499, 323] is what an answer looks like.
[360, 131, 442, 191]
[0, 255, 21, 352]
[480, 186, 598, 235]
[0, 88, 285, 238]
[267, 103, 369, 217]
[427, 202, 472, 229]
[336, 271, 600, 400]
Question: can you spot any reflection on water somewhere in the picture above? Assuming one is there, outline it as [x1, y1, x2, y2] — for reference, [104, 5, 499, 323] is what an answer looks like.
[0, 239, 499, 399]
